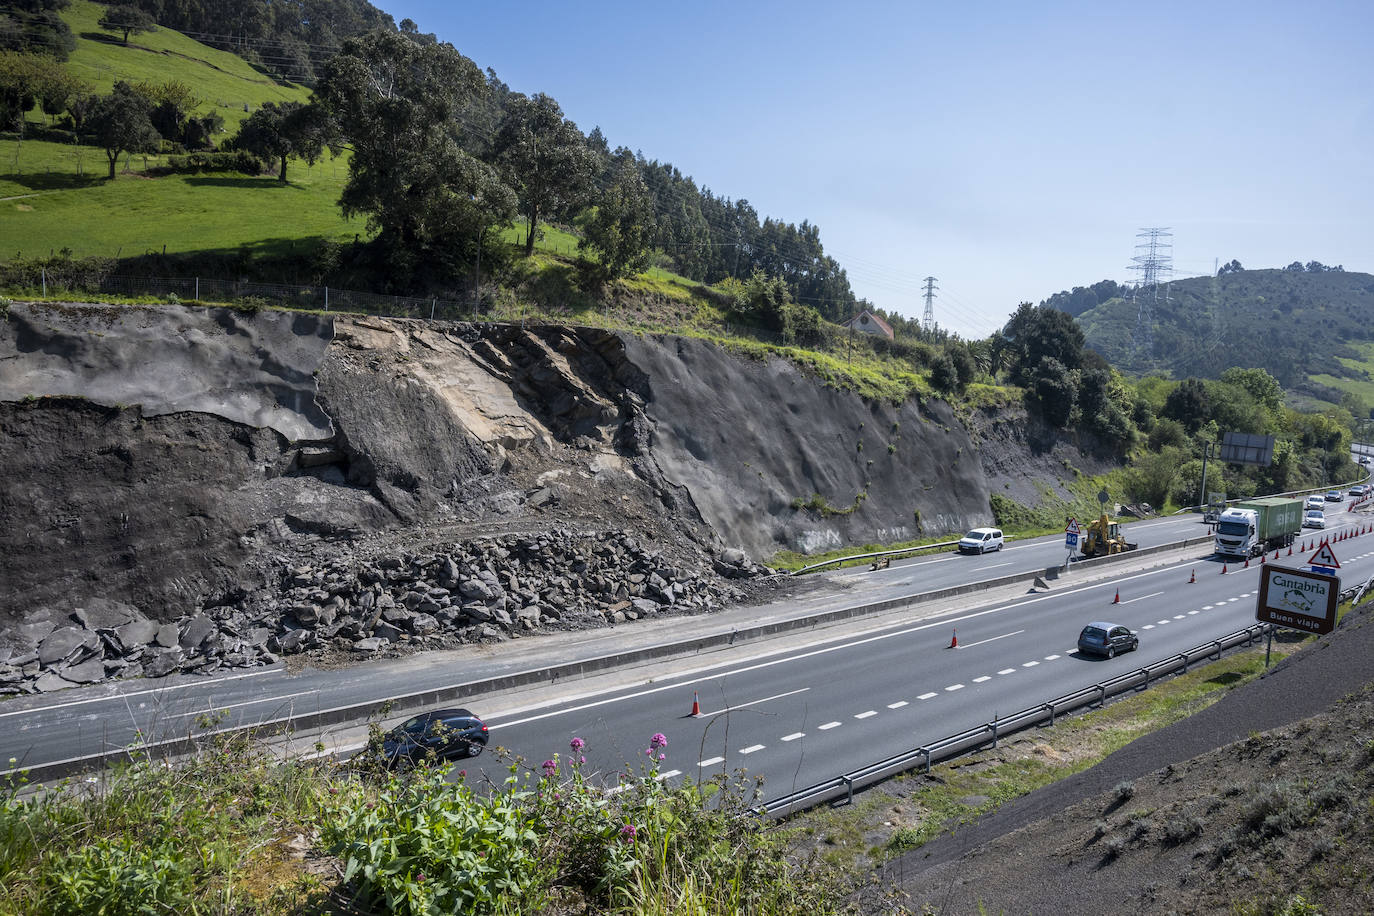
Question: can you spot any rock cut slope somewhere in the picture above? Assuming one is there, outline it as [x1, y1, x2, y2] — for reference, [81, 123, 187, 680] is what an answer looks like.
[1, 302, 1107, 693]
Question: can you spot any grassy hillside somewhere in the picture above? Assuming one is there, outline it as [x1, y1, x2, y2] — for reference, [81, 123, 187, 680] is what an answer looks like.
[61, 0, 309, 130]
[1076, 268, 1374, 400]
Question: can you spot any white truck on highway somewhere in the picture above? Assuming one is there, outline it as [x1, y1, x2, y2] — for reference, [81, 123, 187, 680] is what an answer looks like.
[1214, 496, 1303, 559]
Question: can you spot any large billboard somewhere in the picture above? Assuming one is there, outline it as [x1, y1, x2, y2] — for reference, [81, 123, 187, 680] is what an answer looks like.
[1221, 432, 1275, 467]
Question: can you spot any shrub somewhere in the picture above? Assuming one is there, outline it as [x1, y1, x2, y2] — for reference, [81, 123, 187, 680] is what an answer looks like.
[152, 150, 266, 176]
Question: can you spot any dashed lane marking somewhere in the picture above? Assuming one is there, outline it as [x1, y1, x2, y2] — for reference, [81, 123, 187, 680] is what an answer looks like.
[698, 757, 724, 768]
[1022, 660, 1039, 667]
[945, 684, 965, 692]
[1044, 654, 1061, 661]
[740, 745, 765, 755]
[818, 721, 841, 730]
[918, 692, 937, 700]
[887, 701, 908, 709]
[781, 732, 805, 742]
[997, 668, 1016, 675]
[855, 710, 877, 719]
[973, 676, 991, 683]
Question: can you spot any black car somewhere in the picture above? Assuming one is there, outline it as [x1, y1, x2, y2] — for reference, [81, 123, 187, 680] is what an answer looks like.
[381, 709, 488, 766]
[1077, 622, 1139, 658]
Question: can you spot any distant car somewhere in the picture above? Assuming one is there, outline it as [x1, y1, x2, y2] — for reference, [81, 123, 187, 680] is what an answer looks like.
[1077, 622, 1139, 659]
[1351, 485, 1368, 498]
[1361, 457, 1370, 465]
[1305, 494, 1326, 510]
[1326, 490, 1342, 502]
[380, 709, 488, 766]
[1304, 510, 1326, 529]
[957, 527, 1004, 554]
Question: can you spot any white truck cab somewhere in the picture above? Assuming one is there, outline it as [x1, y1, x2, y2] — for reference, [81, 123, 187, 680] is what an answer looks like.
[1214, 507, 1259, 558]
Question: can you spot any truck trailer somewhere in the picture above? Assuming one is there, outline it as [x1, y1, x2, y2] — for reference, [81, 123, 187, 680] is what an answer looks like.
[1213, 496, 1303, 559]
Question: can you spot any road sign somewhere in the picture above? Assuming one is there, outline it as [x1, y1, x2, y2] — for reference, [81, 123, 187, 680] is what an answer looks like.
[1256, 564, 1340, 635]
[1065, 532, 1078, 548]
[1307, 542, 1341, 571]
[1066, 519, 1080, 536]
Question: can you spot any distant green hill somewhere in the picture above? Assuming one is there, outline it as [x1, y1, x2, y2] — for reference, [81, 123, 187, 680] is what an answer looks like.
[1073, 268, 1374, 404]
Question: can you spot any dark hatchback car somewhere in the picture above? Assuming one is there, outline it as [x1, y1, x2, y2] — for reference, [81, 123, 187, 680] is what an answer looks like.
[381, 709, 489, 766]
[1077, 622, 1139, 658]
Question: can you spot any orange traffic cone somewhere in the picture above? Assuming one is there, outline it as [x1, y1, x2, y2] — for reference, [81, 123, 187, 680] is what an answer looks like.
[1221, 563, 1228, 574]
[1244, 557, 1250, 568]
[948, 629, 958, 649]
[1189, 569, 1195, 583]
[690, 691, 701, 717]
[1288, 545, 1293, 556]
[1274, 549, 1280, 560]
[1112, 589, 1120, 604]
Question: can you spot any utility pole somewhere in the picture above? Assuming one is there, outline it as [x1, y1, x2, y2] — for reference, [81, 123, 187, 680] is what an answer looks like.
[1128, 227, 1173, 356]
[921, 276, 938, 334]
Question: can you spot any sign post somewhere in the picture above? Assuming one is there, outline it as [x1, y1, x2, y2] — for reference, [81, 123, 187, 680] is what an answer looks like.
[1255, 560, 1340, 666]
[1064, 518, 1080, 570]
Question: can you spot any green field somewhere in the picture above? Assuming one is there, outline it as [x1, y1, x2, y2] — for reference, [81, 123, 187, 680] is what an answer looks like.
[1, 139, 359, 260]
[61, 0, 309, 130]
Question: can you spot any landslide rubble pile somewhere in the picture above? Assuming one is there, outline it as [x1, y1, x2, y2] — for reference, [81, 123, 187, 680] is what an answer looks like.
[0, 530, 769, 695]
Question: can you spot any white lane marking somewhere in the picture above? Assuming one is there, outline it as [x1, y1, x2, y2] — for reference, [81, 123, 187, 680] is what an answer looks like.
[1142, 624, 1155, 630]
[918, 692, 938, 700]
[739, 745, 764, 755]
[855, 710, 877, 719]
[997, 668, 1016, 675]
[1203, 605, 1214, 609]
[1118, 591, 1164, 605]
[695, 687, 810, 718]
[656, 769, 682, 781]
[1022, 660, 1039, 667]
[1157, 619, 1170, 625]
[605, 784, 628, 795]
[1188, 610, 1199, 615]
[781, 732, 805, 742]
[973, 676, 991, 683]
[1044, 654, 1061, 661]
[495, 556, 1220, 728]
[945, 684, 964, 692]
[953, 629, 1025, 650]
[698, 757, 724, 768]
[1174, 614, 1186, 619]
[0, 668, 278, 719]
[818, 721, 841, 730]
[1227, 597, 1239, 603]
[887, 701, 908, 709]
[977, 562, 1013, 571]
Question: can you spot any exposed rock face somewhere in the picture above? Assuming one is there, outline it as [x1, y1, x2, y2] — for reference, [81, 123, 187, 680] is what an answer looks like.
[0, 301, 1103, 692]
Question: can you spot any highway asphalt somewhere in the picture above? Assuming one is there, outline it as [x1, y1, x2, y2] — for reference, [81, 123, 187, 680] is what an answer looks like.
[6, 503, 1371, 797]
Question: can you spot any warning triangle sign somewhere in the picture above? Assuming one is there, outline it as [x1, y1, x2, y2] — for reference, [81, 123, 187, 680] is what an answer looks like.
[1307, 542, 1341, 569]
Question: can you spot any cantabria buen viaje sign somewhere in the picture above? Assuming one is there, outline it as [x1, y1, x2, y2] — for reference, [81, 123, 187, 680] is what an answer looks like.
[1255, 564, 1339, 635]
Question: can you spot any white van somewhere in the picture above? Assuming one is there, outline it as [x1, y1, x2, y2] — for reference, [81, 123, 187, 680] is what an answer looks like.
[957, 527, 1004, 554]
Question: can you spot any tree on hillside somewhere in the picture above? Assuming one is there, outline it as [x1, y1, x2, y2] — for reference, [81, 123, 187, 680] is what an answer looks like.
[1001, 302, 1086, 387]
[98, 5, 157, 46]
[493, 92, 599, 257]
[578, 148, 654, 282]
[232, 101, 324, 182]
[314, 29, 516, 275]
[85, 81, 160, 179]
[1219, 367, 1283, 413]
[1, 1, 76, 60]
[0, 52, 39, 133]
[1162, 378, 1210, 433]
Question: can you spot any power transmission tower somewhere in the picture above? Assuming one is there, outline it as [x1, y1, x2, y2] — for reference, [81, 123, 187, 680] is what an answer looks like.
[1128, 228, 1173, 354]
[921, 276, 938, 333]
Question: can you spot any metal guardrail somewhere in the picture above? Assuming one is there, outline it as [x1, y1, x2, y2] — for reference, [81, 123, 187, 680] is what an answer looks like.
[758, 624, 1270, 818]
[792, 539, 960, 575]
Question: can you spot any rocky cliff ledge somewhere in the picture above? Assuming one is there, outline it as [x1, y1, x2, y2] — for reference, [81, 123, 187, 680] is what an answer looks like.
[0, 302, 1106, 693]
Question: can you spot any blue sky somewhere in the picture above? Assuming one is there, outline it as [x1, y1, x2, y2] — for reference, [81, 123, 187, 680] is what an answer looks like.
[379, 0, 1372, 339]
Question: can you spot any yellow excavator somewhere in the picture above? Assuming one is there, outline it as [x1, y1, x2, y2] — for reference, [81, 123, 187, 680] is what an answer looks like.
[1080, 512, 1138, 558]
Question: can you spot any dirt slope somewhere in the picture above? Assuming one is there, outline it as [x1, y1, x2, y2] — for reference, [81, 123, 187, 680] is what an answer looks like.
[885, 603, 1374, 915]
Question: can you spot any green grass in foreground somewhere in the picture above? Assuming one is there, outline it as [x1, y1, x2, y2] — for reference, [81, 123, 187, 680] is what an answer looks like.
[0, 727, 842, 916]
